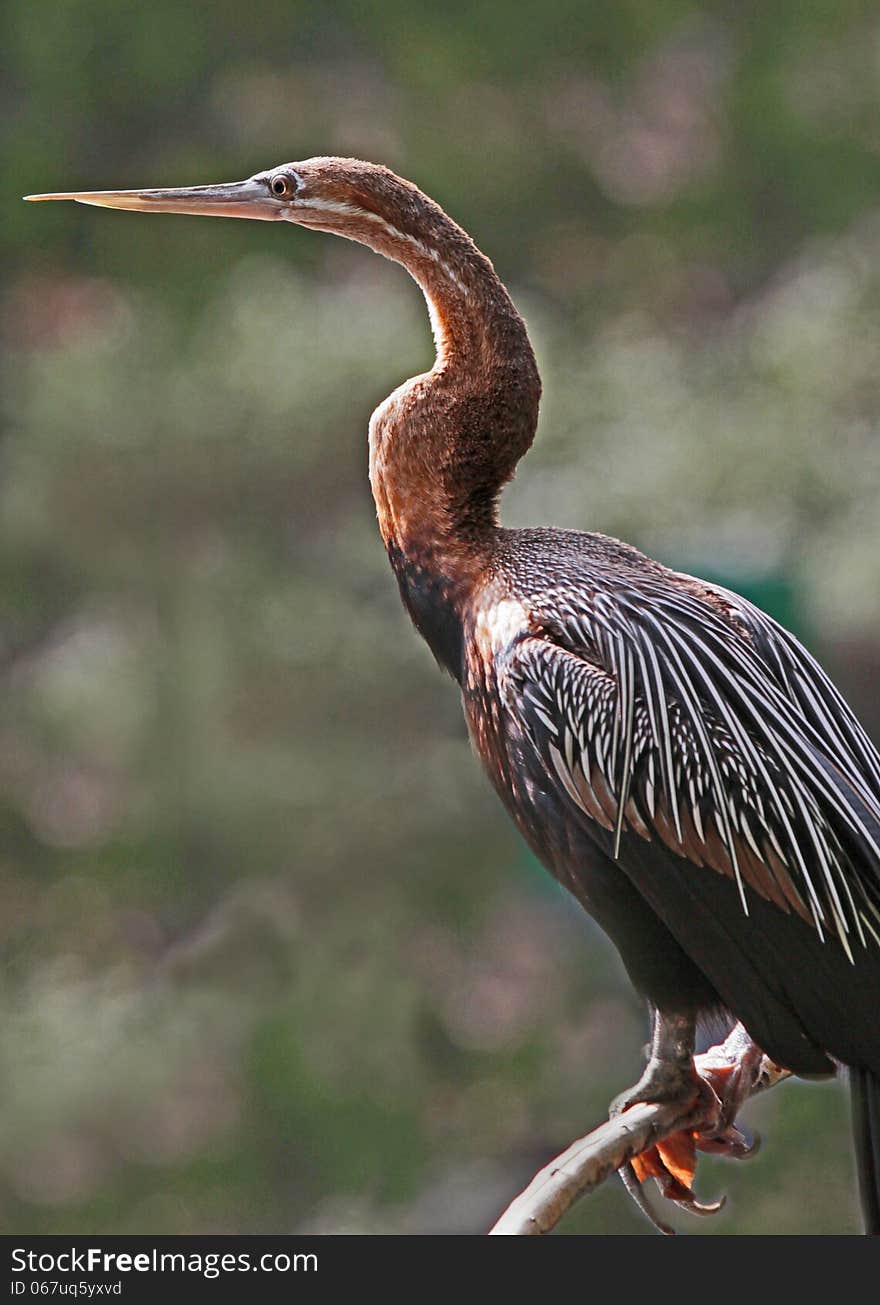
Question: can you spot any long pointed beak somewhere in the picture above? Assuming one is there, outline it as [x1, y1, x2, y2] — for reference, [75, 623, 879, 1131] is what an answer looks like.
[23, 178, 284, 221]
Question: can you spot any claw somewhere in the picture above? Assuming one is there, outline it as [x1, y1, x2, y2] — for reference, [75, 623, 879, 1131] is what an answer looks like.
[630, 1132, 726, 1217]
[619, 1162, 677, 1236]
[616, 1019, 769, 1231]
[697, 1122, 761, 1160]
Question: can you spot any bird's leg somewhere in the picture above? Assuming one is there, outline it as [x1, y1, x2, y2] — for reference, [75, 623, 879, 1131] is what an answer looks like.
[611, 1007, 714, 1231]
[610, 1007, 701, 1116]
[612, 1013, 765, 1231]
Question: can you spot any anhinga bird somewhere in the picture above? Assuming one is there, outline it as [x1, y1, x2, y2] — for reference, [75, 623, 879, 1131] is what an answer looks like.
[26, 160, 880, 1234]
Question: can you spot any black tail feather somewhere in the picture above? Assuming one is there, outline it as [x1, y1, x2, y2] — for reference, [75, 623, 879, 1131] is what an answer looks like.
[851, 1067, 880, 1235]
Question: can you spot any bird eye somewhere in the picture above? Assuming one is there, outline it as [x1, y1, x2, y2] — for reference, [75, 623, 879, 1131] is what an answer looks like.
[269, 174, 295, 198]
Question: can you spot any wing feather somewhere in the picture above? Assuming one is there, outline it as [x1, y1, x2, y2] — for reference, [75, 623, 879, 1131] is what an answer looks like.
[502, 579, 880, 960]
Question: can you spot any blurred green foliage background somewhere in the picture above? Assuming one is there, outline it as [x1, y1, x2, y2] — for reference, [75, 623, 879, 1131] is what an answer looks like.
[2, 0, 879, 1235]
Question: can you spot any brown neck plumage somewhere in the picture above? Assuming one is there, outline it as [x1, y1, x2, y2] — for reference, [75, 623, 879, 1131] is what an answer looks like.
[355, 193, 541, 581]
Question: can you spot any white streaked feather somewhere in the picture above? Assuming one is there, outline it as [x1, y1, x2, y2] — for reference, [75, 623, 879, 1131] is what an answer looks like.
[507, 578, 880, 957]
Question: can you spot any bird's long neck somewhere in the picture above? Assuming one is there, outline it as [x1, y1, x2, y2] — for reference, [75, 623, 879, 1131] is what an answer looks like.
[357, 200, 541, 673]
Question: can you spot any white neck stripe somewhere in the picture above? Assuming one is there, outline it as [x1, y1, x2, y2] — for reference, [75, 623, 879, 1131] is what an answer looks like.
[288, 196, 470, 297]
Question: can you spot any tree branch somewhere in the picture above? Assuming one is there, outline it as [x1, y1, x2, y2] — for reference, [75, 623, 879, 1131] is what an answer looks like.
[489, 1034, 791, 1236]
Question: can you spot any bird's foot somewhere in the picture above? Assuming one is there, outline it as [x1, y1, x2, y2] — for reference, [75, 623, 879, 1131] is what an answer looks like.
[610, 1052, 704, 1119]
[690, 1026, 764, 1159]
[614, 1022, 765, 1233]
[611, 1053, 722, 1231]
